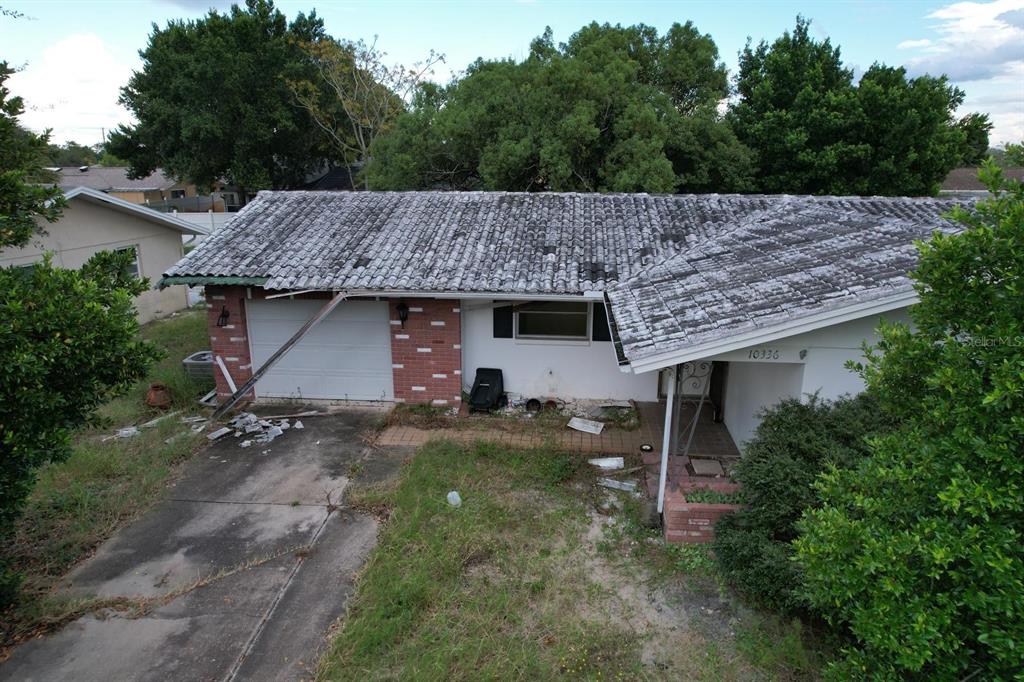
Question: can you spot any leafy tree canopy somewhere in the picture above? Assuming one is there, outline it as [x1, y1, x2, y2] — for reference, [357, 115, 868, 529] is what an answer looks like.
[0, 62, 63, 248]
[731, 16, 989, 195]
[366, 22, 754, 193]
[795, 163, 1024, 678]
[0, 64, 158, 604]
[107, 0, 336, 192]
[42, 140, 99, 167]
[1004, 140, 1024, 166]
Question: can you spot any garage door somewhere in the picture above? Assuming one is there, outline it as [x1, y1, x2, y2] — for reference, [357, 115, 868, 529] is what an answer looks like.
[246, 299, 393, 401]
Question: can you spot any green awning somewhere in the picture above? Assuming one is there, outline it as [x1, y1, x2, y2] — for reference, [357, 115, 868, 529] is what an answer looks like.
[158, 275, 269, 288]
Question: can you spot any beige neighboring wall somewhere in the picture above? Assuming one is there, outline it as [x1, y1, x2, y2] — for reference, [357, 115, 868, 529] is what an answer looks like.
[0, 197, 191, 323]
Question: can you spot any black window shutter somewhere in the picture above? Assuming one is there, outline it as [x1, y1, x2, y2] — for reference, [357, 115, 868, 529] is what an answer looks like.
[493, 305, 513, 338]
[592, 302, 611, 342]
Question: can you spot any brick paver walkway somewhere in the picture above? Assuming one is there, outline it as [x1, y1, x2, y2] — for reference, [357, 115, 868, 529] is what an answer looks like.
[375, 401, 740, 457]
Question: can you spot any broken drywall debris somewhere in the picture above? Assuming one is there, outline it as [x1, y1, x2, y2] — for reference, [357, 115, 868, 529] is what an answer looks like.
[598, 477, 638, 492]
[588, 457, 624, 470]
[207, 427, 232, 441]
[568, 417, 605, 434]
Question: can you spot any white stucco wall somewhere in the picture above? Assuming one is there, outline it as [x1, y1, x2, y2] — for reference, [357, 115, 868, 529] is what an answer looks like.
[712, 307, 912, 449]
[460, 300, 658, 401]
[721, 362, 805, 448]
[795, 309, 911, 399]
[0, 197, 191, 323]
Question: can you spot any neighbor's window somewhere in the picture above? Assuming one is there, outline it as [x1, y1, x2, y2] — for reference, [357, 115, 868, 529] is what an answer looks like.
[170, 189, 187, 199]
[515, 301, 589, 340]
[116, 245, 141, 278]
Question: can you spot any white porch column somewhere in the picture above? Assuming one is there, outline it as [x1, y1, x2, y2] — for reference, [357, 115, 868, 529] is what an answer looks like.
[657, 364, 677, 513]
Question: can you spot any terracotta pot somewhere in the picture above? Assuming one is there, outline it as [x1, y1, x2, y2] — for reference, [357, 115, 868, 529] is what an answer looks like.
[146, 382, 172, 409]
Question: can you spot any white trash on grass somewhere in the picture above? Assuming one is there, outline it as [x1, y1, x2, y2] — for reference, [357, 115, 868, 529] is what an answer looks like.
[567, 417, 605, 434]
[588, 457, 624, 470]
[447, 491, 462, 507]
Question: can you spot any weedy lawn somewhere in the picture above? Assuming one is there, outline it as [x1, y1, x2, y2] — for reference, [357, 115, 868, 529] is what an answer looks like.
[320, 439, 828, 680]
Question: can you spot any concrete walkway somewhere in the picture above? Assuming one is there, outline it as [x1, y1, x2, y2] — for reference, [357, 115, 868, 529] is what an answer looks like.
[1, 408, 406, 682]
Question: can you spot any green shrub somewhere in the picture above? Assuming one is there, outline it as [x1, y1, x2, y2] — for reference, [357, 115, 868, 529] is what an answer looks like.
[795, 164, 1024, 679]
[713, 393, 895, 612]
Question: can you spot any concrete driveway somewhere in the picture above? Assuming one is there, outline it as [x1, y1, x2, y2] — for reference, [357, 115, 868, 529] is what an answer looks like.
[1, 407, 407, 682]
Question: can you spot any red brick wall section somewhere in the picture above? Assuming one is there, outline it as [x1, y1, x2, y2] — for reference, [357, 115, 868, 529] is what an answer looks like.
[663, 487, 743, 544]
[206, 285, 254, 401]
[389, 299, 463, 405]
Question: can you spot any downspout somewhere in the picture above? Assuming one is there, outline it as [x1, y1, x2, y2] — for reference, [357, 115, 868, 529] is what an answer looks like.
[657, 364, 677, 514]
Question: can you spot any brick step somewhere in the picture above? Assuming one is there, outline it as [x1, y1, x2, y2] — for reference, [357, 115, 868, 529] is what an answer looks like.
[665, 528, 715, 544]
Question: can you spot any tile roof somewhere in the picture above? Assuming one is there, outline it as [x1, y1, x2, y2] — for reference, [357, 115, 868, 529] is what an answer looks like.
[606, 196, 965, 367]
[56, 166, 179, 192]
[941, 166, 1024, 191]
[166, 190, 968, 366]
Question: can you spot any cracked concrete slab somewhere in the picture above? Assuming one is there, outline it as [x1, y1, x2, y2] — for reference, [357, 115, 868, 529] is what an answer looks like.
[1, 406, 404, 682]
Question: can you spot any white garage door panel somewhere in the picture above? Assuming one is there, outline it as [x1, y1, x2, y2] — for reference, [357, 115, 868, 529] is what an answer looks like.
[247, 299, 393, 400]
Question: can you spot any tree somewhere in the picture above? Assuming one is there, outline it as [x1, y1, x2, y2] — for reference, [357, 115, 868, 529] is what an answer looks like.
[366, 23, 753, 193]
[108, 0, 335, 193]
[1004, 141, 1024, 166]
[42, 140, 98, 167]
[0, 63, 63, 247]
[955, 113, 993, 166]
[713, 394, 895, 613]
[730, 17, 985, 195]
[795, 163, 1024, 679]
[289, 37, 443, 189]
[0, 63, 158, 605]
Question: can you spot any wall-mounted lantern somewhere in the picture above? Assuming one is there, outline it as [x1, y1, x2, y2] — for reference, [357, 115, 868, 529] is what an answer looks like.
[396, 300, 409, 328]
[216, 305, 230, 327]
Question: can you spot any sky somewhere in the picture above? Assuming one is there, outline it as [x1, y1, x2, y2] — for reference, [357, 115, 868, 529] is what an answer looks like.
[2, 0, 1022, 147]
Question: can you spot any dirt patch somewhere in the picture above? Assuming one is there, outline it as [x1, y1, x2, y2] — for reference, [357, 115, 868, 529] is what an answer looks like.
[574, 513, 715, 675]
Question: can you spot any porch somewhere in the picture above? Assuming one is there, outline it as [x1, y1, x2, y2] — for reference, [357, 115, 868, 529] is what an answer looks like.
[375, 398, 741, 468]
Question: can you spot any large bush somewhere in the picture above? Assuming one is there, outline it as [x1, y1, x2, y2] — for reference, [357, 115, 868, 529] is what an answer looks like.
[713, 393, 895, 612]
[795, 164, 1024, 679]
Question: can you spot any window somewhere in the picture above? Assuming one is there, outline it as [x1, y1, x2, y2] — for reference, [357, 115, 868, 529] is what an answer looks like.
[515, 301, 590, 340]
[116, 245, 141, 278]
[170, 189, 187, 199]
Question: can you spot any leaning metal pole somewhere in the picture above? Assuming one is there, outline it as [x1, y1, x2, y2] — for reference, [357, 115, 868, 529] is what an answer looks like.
[657, 365, 678, 514]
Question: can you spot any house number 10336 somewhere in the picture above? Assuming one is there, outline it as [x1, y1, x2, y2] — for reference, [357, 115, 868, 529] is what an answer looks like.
[747, 348, 780, 360]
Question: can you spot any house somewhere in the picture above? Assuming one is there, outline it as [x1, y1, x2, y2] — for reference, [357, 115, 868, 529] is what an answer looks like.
[53, 166, 241, 213]
[298, 163, 365, 191]
[941, 166, 1024, 197]
[162, 190, 965, 467]
[2, 186, 208, 323]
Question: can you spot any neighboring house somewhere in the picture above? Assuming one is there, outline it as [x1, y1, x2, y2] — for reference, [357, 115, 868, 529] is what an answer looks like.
[2, 187, 207, 323]
[52, 166, 240, 213]
[941, 166, 1024, 197]
[298, 163, 365, 191]
[163, 190, 967, 454]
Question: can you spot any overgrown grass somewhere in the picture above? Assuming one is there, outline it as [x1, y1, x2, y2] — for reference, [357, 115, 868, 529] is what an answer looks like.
[1, 310, 213, 647]
[683, 488, 745, 505]
[324, 440, 829, 680]
[320, 439, 644, 680]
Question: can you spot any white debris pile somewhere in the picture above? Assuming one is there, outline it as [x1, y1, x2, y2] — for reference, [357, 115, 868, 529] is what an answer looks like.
[206, 412, 299, 447]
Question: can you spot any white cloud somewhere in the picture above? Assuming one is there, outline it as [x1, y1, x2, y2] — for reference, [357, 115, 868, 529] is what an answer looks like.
[898, 0, 1024, 143]
[904, 0, 1024, 81]
[7, 33, 137, 146]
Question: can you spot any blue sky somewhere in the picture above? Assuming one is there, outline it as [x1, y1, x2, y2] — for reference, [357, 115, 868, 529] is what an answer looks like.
[2, 0, 1022, 146]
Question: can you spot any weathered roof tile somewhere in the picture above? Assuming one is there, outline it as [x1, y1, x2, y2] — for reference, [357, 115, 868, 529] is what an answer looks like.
[166, 190, 968, 365]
